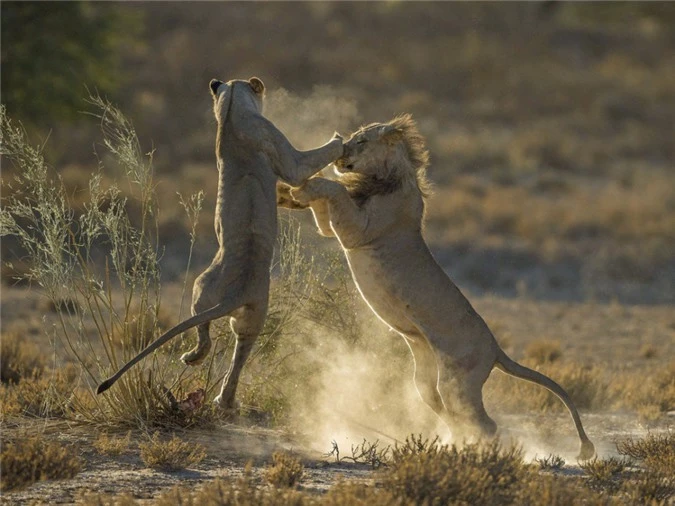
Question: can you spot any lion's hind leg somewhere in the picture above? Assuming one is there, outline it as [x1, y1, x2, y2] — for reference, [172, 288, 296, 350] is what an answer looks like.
[405, 335, 462, 436]
[181, 322, 212, 365]
[214, 301, 267, 412]
[455, 371, 498, 439]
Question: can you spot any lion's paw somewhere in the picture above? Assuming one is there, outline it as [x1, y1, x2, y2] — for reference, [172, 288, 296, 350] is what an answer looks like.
[180, 340, 212, 366]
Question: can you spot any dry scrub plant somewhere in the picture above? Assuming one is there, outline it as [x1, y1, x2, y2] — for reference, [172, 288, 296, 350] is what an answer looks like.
[139, 432, 206, 470]
[0, 101, 214, 427]
[617, 432, 675, 503]
[0, 332, 46, 383]
[92, 431, 132, 456]
[325, 439, 391, 469]
[1, 102, 330, 428]
[0, 434, 81, 492]
[265, 451, 304, 488]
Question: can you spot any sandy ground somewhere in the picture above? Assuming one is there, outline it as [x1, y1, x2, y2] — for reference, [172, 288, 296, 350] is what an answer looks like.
[1, 284, 674, 504]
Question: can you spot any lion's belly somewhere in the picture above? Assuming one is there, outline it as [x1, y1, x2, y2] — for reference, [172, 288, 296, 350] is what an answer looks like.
[345, 241, 476, 338]
[345, 249, 421, 335]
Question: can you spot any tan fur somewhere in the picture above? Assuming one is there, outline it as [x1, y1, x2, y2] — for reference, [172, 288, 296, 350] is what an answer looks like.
[97, 77, 342, 407]
[291, 115, 595, 459]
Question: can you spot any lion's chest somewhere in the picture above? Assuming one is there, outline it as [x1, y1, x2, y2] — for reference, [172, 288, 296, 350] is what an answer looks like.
[345, 249, 416, 334]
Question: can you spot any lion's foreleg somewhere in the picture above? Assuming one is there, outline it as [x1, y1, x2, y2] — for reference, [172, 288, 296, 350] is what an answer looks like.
[292, 178, 368, 247]
[308, 200, 335, 237]
[265, 128, 343, 186]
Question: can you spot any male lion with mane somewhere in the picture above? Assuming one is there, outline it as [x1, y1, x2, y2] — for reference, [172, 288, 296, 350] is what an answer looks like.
[288, 114, 595, 459]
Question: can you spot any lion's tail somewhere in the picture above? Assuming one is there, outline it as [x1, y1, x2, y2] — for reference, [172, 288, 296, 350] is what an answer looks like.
[494, 349, 595, 460]
[96, 295, 242, 395]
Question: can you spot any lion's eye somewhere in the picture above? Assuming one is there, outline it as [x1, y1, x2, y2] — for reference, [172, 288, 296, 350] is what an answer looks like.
[356, 138, 367, 145]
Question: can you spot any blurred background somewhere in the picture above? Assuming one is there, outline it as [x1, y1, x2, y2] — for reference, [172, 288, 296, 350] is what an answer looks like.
[2, 1, 674, 304]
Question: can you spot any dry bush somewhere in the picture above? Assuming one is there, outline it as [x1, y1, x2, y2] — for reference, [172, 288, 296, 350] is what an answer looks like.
[321, 481, 397, 506]
[139, 432, 206, 471]
[265, 452, 304, 488]
[325, 439, 391, 469]
[622, 472, 674, 504]
[76, 492, 139, 506]
[617, 433, 675, 505]
[524, 339, 562, 364]
[92, 431, 132, 456]
[383, 435, 528, 505]
[515, 475, 615, 506]
[0, 434, 81, 492]
[155, 466, 311, 506]
[620, 361, 675, 420]
[579, 456, 630, 483]
[0, 364, 79, 418]
[535, 454, 565, 471]
[0, 331, 46, 383]
[639, 343, 657, 360]
[0, 103, 224, 429]
[617, 432, 675, 477]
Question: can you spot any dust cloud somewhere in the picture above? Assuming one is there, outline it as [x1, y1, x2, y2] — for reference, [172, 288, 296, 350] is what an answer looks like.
[264, 86, 360, 151]
[282, 322, 449, 455]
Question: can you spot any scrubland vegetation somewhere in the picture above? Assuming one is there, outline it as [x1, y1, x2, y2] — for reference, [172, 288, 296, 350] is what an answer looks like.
[1, 2, 674, 504]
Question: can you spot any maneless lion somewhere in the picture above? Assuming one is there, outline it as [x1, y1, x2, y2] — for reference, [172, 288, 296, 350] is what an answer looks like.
[97, 77, 343, 411]
[289, 114, 595, 459]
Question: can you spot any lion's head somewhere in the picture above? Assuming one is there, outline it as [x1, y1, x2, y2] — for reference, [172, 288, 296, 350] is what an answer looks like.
[335, 114, 431, 205]
[209, 76, 265, 121]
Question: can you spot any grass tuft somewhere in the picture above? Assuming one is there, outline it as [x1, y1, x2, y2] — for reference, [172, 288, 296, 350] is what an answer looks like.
[265, 452, 304, 488]
[139, 432, 206, 471]
[536, 453, 566, 470]
[579, 456, 630, 482]
[524, 339, 562, 364]
[93, 431, 132, 456]
[0, 434, 81, 492]
[0, 331, 46, 384]
[384, 436, 528, 505]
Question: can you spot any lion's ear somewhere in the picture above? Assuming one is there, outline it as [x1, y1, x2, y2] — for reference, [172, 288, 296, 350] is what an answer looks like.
[209, 79, 224, 97]
[378, 124, 403, 142]
[249, 77, 265, 95]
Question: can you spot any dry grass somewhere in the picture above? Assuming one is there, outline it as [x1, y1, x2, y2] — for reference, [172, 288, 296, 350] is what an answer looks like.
[265, 452, 304, 489]
[619, 361, 675, 420]
[617, 432, 675, 476]
[579, 456, 630, 482]
[616, 432, 675, 503]
[93, 431, 132, 456]
[0, 331, 46, 384]
[139, 432, 206, 471]
[384, 436, 528, 505]
[524, 339, 563, 364]
[32, 431, 675, 505]
[0, 363, 80, 419]
[155, 465, 310, 506]
[535, 454, 566, 471]
[0, 434, 81, 492]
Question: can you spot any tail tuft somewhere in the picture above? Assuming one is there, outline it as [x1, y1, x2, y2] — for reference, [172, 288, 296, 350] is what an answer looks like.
[96, 379, 112, 395]
[577, 439, 595, 461]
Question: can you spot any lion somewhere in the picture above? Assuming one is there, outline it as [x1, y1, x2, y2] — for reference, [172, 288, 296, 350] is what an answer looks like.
[288, 114, 595, 459]
[97, 77, 343, 411]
